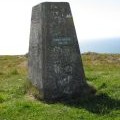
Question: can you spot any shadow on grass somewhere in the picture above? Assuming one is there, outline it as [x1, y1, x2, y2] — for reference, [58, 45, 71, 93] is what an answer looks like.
[26, 80, 120, 114]
[47, 93, 120, 115]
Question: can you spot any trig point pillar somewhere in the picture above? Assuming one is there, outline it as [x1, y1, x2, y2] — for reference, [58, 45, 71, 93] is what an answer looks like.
[28, 2, 90, 100]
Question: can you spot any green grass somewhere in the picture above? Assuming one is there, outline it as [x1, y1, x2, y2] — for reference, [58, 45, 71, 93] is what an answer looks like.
[0, 53, 120, 120]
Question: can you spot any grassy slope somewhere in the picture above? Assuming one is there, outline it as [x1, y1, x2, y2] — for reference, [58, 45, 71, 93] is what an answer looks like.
[0, 53, 120, 120]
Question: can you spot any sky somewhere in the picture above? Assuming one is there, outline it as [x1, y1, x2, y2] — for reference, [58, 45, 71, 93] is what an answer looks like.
[0, 0, 120, 55]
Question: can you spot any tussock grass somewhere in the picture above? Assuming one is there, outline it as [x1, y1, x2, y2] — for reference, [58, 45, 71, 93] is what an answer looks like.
[24, 80, 42, 100]
[0, 53, 120, 120]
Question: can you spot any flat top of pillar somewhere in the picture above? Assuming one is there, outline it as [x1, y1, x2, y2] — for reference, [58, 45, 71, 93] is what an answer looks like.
[40, 2, 69, 4]
[33, 2, 70, 9]
[36, 2, 69, 6]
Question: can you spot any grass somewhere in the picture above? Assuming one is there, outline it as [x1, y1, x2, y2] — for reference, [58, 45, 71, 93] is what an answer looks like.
[0, 53, 120, 120]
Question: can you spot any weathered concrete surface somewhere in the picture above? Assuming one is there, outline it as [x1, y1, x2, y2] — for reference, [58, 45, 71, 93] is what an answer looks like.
[28, 2, 90, 100]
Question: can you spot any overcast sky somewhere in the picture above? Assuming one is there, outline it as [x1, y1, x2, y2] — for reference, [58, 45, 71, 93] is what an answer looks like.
[0, 0, 120, 55]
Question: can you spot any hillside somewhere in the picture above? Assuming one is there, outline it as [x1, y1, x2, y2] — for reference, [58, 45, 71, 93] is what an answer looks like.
[0, 53, 120, 120]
